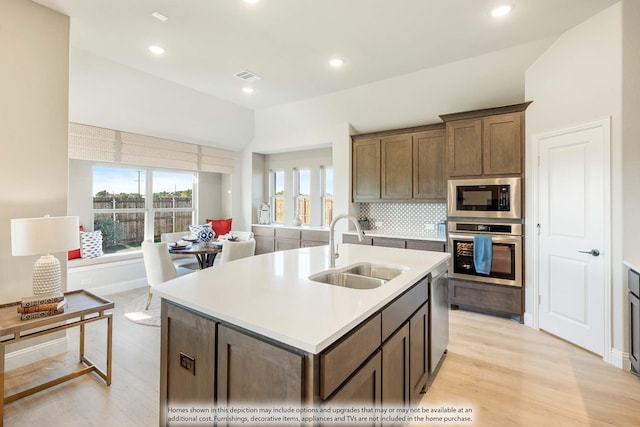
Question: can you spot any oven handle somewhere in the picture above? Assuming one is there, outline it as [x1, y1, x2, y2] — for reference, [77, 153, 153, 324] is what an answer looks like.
[448, 233, 522, 244]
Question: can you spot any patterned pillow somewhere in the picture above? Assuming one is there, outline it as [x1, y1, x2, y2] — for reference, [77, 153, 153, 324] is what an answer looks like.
[80, 230, 104, 259]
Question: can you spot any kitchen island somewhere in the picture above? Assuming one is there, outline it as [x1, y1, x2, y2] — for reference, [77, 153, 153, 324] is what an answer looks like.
[153, 244, 449, 426]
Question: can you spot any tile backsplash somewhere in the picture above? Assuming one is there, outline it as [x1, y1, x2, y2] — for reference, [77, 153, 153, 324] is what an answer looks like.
[359, 202, 447, 234]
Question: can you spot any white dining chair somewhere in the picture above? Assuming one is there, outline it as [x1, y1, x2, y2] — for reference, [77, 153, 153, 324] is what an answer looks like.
[161, 231, 199, 270]
[220, 238, 256, 264]
[220, 230, 254, 241]
[142, 240, 189, 310]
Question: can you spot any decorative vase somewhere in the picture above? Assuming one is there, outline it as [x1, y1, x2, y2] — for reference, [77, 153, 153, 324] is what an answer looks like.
[189, 223, 215, 243]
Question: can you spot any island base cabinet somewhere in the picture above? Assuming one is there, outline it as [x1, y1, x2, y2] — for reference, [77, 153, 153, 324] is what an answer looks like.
[409, 303, 429, 406]
[382, 324, 410, 426]
[160, 302, 217, 427]
[217, 325, 305, 410]
[323, 351, 382, 427]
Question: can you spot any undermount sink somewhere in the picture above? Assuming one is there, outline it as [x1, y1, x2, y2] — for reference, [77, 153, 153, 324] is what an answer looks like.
[309, 262, 407, 289]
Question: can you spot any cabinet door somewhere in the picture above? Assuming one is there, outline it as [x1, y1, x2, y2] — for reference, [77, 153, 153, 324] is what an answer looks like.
[447, 119, 482, 177]
[254, 236, 275, 254]
[325, 351, 382, 426]
[381, 134, 413, 200]
[343, 234, 373, 245]
[382, 323, 410, 417]
[409, 303, 428, 407]
[160, 302, 217, 425]
[482, 112, 522, 175]
[275, 238, 301, 251]
[217, 325, 304, 409]
[353, 138, 381, 201]
[413, 129, 446, 199]
[631, 291, 640, 375]
[372, 237, 405, 249]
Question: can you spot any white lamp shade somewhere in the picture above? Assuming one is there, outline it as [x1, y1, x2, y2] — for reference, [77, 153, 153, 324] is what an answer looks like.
[11, 216, 80, 256]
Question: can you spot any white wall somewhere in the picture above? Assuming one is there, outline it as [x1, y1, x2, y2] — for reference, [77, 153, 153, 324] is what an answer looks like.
[525, 3, 624, 361]
[69, 48, 255, 150]
[622, 1, 640, 262]
[0, 0, 70, 303]
[254, 38, 554, 139]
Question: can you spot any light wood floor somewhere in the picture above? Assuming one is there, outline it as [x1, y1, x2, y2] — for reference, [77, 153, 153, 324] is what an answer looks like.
[5, 287, 640, 426]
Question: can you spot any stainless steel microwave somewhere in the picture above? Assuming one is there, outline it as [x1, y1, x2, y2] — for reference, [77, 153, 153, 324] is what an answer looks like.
[447, 177, 522, 219]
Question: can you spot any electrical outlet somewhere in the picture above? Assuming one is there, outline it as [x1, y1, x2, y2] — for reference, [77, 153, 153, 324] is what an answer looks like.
[179, 352, 196, 375]
[424, 223, 435, 231]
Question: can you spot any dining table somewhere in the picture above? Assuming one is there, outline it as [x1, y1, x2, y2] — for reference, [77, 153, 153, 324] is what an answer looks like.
[168, 242, 222, 269]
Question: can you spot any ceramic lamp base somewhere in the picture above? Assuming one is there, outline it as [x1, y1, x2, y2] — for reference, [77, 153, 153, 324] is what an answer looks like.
[32, 254, 61, 295]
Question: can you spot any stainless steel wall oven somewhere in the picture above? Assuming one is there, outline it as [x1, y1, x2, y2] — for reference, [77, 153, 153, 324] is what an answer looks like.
[448, 221, 522, 287]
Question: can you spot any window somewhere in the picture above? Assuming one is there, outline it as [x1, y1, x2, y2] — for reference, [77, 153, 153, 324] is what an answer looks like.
[92, 165, 195, 253]
[322, 166, 333, 225]
[93, 166, 146, 253]
[152, 170, 195, 239]
[295, 168, 311, 225]
[271, 170, 285, 223]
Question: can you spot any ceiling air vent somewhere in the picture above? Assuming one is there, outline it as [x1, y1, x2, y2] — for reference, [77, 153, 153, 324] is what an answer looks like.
[234, 69, 262, 83]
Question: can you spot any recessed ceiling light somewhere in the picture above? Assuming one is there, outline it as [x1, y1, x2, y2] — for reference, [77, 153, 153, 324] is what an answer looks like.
[242, 87, 254, 94]
[148, 45, 165, 55]
[151, 11, 168, 22]
[243, 0, 260, 4]
[490, 5, 513, 17]
[329, 58, 344, 68]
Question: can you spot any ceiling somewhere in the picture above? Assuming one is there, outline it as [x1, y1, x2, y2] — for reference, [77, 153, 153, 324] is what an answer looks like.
[34, 0, 618, 111]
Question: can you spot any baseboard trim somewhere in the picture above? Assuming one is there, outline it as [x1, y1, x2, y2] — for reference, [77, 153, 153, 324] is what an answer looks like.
[523, 311, 534, 328]
[5, 336, 68, 371]
[610, 348, 629, 370]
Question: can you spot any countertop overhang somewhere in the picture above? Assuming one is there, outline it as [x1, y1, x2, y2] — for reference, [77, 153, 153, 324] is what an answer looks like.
[153, 244, 450, 354]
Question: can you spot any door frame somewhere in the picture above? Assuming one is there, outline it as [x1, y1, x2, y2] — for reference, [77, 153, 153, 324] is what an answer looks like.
[530, 117, 611, 362]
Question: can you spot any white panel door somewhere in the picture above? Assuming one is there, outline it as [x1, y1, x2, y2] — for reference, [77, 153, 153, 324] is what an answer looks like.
[538, 123, 607, 356]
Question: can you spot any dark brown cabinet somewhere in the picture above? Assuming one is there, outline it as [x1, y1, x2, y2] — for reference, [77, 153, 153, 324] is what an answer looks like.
[413, 129, 446, 200]
[343, 234, 446, 253]
[446, 119, 483, 177]
[409, 303, 429, 406]
[352, 125, 446, 202]
[629, 269, 640, 377]
[324, 351, 382, 425]
[353, 138, 381, 201]
[442, 103, 530, 178]
[382, 324, 410, 417]
[217, 325, 305, 409]
[160, 303, 217, 426]
[381, 134, 413, 200]
[482, 113, 523, 175]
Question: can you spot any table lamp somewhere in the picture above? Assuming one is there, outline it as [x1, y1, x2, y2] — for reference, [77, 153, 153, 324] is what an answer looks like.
[11, 215, 80, 296]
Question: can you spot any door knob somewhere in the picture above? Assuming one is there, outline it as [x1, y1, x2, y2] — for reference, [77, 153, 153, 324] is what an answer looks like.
[578, 249, 600, 257]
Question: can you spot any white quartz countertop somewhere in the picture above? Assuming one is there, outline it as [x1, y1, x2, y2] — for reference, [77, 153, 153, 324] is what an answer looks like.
[153, 244, 449, 354]
[343, 229, 446, 242]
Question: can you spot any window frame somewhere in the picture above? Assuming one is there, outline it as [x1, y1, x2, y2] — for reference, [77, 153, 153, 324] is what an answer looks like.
[91, 163, 196, 253]
[270, 169, 285, 224]
[321, 165, 333, 226]
[294, 168, 311, 225]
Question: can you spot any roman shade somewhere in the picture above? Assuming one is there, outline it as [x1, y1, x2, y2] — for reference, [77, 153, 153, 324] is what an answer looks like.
[68, 122, 234, 173]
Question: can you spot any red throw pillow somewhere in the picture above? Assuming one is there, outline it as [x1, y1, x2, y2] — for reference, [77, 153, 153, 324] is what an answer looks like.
[68, 225, 84, 260]
[206, 218, 232, 237]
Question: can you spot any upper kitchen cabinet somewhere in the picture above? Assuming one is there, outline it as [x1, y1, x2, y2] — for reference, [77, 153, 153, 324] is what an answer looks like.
[352, 137, 381, 201]
[441, 102, 531, 178]
[381, 133, 413, 200]
[352, 124, 446, 202]
[413, 129, 446, 200]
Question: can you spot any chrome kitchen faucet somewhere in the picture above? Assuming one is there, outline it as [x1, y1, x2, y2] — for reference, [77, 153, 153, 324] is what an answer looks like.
[329, 214, 364, 268]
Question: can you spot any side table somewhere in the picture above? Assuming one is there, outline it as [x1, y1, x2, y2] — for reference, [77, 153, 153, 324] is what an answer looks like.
[0, 290, 114, 426]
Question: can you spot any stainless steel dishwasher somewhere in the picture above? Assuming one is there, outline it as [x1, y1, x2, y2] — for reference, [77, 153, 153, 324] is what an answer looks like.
[430, 264, 449, 373]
